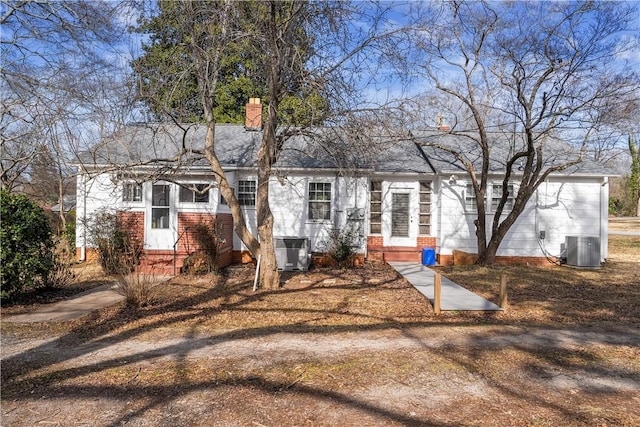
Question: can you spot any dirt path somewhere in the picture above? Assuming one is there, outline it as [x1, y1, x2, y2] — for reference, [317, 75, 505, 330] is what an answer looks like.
[3, 325, 639, 366]
[3, 325, 639, 426]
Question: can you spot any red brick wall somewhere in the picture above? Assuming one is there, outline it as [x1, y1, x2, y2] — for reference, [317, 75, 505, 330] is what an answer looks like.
[417, 236, 437, 248]
[176, 212, 233, 255]
[439, 254, 555, 267]
[232, 250, 255, 264]
[117, 211, 145, 248]
[367, 235, 438, 263]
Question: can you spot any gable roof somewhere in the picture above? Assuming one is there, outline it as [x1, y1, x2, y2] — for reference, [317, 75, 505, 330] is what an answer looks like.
[78, 123, 613, 177]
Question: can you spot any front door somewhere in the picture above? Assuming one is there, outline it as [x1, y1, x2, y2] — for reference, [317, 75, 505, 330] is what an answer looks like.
[384, 183, 418, 247]
[145, 183, 176, 250]
[391, 193, 410, 238]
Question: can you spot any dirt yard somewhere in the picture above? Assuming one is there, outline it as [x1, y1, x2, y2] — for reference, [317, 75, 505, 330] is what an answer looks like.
[1, 227, 639, 426]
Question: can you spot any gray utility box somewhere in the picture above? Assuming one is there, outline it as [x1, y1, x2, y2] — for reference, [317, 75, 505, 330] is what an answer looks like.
[275, 237, 309, 271]
[565, 236, 601, 267]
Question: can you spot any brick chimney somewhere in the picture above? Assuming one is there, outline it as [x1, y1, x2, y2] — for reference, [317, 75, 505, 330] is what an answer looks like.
[436, 113, 450, 131]
[245, 98, 262, 129]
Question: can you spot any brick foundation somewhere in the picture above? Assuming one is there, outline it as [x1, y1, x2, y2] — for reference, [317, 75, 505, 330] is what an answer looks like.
[232, 250, 255, 264]
[78, 211, 235, 274]
[438, 253, 556, 267]
[76, 247, 100, 262]
[366, 235, 437, 263]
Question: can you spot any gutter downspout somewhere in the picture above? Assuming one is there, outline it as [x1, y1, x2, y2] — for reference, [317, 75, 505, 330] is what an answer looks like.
[80, 173, 87, 262]
[601, 177, 609, 262]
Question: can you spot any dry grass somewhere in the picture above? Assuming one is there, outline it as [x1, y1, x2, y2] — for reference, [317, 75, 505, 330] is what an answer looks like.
[2, 234, 638, 339]
[609, 216, 640, 232]
[2, 232, 639, 427]
[434, 234, 640, 326]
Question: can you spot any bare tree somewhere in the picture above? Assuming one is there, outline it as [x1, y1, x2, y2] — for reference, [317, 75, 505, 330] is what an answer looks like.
[1, 0, 127, 202]
[399, 1, 639, 265]
[126, 0, 394, 289]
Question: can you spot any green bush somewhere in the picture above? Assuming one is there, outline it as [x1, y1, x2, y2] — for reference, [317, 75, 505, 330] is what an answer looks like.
[0, 190, 55, 300]
[321, 225, 362, 266]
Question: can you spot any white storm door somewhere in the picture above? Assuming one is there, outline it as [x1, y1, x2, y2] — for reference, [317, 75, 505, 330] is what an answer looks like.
[145, 183, 176, 250]
[386, 188, 418, 247]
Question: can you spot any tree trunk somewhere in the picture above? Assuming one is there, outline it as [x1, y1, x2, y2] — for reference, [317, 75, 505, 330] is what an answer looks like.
[477, 235, 500, 265]
[255, 162, 280, 289]
[255, 99, 281, 289]
[257, 218, 279, 290]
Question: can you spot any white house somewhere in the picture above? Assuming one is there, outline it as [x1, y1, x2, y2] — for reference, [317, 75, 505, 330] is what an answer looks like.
[76, 104, 612, 273]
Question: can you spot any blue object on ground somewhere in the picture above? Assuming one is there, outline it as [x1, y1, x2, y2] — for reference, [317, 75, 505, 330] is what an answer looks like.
[422, 247, 436, 266]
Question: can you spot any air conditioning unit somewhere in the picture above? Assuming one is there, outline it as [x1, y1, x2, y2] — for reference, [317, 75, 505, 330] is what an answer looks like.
[565, 236, 601, 267]
[275, 237, 309, 271]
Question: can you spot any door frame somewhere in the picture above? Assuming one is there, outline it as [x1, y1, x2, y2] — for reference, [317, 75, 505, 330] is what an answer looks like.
[383, 181, 419, 247]
[144, 181, 177, 250]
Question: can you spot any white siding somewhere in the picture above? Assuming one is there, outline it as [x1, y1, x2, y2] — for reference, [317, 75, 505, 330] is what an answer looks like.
[75, 172, 121, 251]
[268, 172, 367, 252]
[438, 176, 607, 260]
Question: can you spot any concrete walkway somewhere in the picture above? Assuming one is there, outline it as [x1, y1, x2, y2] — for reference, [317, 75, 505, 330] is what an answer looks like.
[3, 283, 125, 323]
[389, 262, 503, 311]
[2, 274, 176, 323]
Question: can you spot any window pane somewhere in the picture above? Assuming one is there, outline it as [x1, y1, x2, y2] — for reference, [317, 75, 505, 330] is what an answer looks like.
[123, 183, 142, 202]
[465, 184, 477, 211]
[152, 185, 169, 206]
[391, 193, 409, 237]
[152, 208, 170, 229]
[308, 182, 331, 220]
[492, 184, 513, 211]
[239, 180, 256, 206]
[180, 184, 209, 203]
[370, 223, 381, 234]
[309, 201, 331, 220]
[179, 187, 193, 203]
[370, 180, 382, 191]
[194, 184, 209, 203]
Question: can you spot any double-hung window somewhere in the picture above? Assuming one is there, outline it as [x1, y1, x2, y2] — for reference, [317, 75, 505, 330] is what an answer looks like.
[238, 180, 256, 207]
[492, 183, 514, 212]
[179, 183, 209, 203]
[465, 184, 478, 212]
[123, 182, 142, 202]
[308, 182, 331, 220]
[151, 184, 170, 229]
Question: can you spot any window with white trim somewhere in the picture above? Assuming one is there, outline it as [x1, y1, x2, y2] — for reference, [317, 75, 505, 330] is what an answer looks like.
[151, 184, 170, 229]
[369, 180, 382, 234]
[491, 183, 514, 212]
[465, 184, 477, 212]
[238, 180, 256, 206]
[308, 182, 331, 220]
[123, 182, 142, 202]
[179, 183, 209, 203]
[419, 181, 431, 234]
